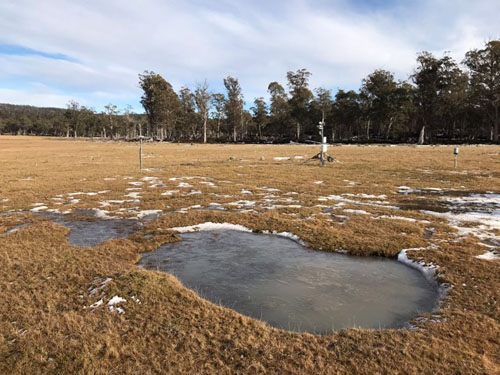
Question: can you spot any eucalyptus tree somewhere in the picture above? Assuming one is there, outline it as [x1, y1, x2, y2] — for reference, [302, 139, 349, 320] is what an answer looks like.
[267, 81, 290, 138]
[195, 81, 212, 143]
[361, 70, 397, 139]
[138, 71, 180, 140]
[210, 93, 226, 140]
[464, 40, 500, 142]
[331, 90, 361, 141]
[223, 76, 244, 142]
[65, 100, 81, 138]
[103, 103, 119, 139]
[179, 87, 197, 140]
[250, 97, 268, 141]
[412, 53, 467, 143]
[286, 69, 313, 140]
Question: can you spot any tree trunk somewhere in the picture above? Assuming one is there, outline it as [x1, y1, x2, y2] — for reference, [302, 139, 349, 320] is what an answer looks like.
[296, 122, 300, 141]
[233, 125, 237, 142]
[418, 126, 425, 145]
[203, 114, 207, 143]
[385, 117, 393, 140]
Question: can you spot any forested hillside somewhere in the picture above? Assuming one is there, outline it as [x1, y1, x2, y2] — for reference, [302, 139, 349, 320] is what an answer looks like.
[1, 40, 498, 144]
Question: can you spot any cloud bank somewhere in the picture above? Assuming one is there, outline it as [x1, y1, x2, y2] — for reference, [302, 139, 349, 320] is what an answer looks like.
[0, 0, 498, 111]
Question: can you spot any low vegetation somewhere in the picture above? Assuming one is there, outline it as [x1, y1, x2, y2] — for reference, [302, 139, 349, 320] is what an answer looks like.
[0, 136, 499, 374]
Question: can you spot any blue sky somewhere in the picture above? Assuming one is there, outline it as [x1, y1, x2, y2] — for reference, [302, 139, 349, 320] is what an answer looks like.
[0, 0, 498, 113]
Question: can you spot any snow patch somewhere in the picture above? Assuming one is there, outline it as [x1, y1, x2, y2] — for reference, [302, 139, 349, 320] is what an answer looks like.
[171, 222, 253, 233]
[475, 251, 499, 260]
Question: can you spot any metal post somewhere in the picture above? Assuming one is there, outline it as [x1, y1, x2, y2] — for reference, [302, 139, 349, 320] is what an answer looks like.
[318, 119, 326, 167]
[453, 147, 459, 169]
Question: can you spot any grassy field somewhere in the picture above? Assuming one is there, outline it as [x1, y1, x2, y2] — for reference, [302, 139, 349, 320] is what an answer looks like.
[0, 136, 499, 374]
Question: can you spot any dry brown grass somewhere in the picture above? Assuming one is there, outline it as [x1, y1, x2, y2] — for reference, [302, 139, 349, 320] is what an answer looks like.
[0, 136, 499, 374]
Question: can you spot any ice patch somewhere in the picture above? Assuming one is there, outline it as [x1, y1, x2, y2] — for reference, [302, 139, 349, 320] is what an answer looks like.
[397, 246, 439, 284]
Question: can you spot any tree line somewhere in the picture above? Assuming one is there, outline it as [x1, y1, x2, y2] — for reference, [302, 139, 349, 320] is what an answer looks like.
[1, 39, 499, 144]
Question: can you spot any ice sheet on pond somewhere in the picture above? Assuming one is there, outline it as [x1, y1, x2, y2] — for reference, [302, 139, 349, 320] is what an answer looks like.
[41, 211, 143, 247]
[138, 230, 438, 334]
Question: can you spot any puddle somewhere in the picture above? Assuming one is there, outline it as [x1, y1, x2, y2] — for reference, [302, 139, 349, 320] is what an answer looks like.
[138, 230, 438, 333]
[42, 212, 142, 247]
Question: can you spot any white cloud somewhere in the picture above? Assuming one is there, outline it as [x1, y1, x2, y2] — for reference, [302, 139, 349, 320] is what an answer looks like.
[0, 0, 498, 110]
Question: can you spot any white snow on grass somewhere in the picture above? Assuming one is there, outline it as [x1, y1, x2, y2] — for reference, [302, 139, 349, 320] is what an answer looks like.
[128, 181, 144, 186]
[199, 181, 216, 186]
[343, 193, 387, 199]
[107, 296, 126, 314]
[422, 210, 500, 241]
[444, 193, 500, 207]
[344, 209, 371, 215]
[171, 222, 253, 233]
[259, 186, 280, 192]
[318, 195, 399, 210]
[314, 181, 323, 184]
[226, 200, 256, 207]
[378, 215, 431, 224]
[92, 209, 114, 219]
[273, 156, 291, 161]
[187, 190, 202, 195]
[88, 299, 103, 309]
[104, 177, 116, 181]
[475, 251, 500, 260]
[126, 187, 142, 191]
[141, 176, 159, 181]
[89, 278, 112, 296]
[136, 210, 162, 219]
[241, 189, 252, 195]
[30, 205, 48, 212]
[178, 182, 193, 188]
[31, 202, 45, 206]
[161, 190, 179, 196]
[124, 192, 141, 199]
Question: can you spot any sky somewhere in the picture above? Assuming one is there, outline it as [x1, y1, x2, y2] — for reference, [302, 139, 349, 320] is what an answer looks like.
[0, 0, 498, 113]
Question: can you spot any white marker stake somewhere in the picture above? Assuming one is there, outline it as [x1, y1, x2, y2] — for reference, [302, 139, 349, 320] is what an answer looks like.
[453, 147, 459, 169]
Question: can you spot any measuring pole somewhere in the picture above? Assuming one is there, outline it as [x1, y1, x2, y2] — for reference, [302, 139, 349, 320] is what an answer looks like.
[139, 137, 143, 173]
[318, 117, 326, 167]
[454, 147, 459, 169]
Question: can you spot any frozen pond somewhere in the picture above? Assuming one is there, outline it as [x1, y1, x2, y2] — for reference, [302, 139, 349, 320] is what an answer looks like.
[139, 230, 438, 333]
[43, 212, 142, 247]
